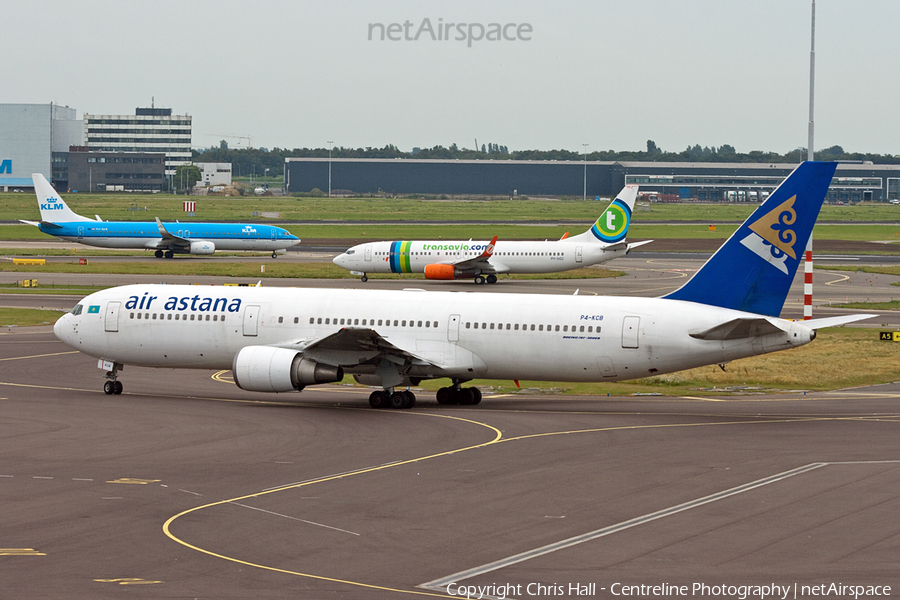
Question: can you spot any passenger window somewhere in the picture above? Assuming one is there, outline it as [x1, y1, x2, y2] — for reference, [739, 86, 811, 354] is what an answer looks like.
[417, 321, 422, 327]
[278, 317, 283, 324]
[490, 323, 495, 330]
[514, 323, 519, 330]
[474, 322, 479, 329]
[530, 324, 535, 331]
[555, 325, 560, 331]
[539, 325, 543, 331]
[190, 314, 195, 321]
[466, 322, 471, 329]
[130, 312, 135, 319]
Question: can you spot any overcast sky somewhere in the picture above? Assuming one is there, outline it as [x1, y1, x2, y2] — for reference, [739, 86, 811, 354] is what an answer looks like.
[4, 0, 898, 155]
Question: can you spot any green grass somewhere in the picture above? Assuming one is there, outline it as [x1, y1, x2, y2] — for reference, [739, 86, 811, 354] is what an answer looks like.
[0, 259, 622, 281]
[6, 221, 898, 246]
[829, 301, 900, 310]
[4, 189, 900, 223]
[0, 307, 65, 327]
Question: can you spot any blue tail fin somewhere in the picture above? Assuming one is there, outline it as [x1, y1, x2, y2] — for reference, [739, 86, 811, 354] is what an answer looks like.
[663, 161, 837, 317]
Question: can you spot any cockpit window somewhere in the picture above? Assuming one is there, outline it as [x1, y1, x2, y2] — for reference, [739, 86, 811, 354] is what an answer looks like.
[345, 249, 355, 255]
[70, 304, 83, 315]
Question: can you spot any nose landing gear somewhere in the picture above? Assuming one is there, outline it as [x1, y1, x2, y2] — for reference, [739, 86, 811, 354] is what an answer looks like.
[102, 362, 124, 395]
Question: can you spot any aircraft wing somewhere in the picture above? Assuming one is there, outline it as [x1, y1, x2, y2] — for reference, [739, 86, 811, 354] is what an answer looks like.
[282, 327, 442, 369]
[446, 235, 507, 274]
[153, 217, 193, 250]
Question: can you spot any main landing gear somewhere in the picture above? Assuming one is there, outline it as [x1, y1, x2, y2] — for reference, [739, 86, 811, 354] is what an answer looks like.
[103, 363, 124, 395]
[436, 384, 482, 405]
[154, 250, 174, 259]
[369, 388, 415, 409]
[474, 274, 497, 285]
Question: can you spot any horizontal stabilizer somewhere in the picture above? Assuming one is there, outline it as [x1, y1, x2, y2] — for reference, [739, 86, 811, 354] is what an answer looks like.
[802, 314, 875, 329]
[689, 317, 786, 340]
[627, 240, 653, 252]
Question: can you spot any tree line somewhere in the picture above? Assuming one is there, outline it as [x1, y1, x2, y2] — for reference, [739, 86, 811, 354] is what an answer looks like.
[193, 140, 899, 176]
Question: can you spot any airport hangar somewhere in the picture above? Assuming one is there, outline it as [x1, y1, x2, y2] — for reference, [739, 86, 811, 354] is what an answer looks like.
[284, 157, 900, 203]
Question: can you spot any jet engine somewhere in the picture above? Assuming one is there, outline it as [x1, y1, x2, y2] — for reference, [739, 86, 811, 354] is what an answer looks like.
[232, 346, 343, 393]
[424, 263, 458, 280]
[189, 240, 215, 255]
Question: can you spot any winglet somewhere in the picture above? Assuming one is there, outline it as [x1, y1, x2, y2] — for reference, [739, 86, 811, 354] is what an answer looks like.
[560, 232, 569, 240]
[482, 236, 497, 258]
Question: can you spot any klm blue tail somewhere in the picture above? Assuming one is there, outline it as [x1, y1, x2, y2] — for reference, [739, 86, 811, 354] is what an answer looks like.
[663, 161, 837, 317]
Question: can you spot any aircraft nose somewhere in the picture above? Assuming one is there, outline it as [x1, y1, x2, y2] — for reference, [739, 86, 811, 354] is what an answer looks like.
[332, 254, 347, 267]
[53, 313, 69, 342]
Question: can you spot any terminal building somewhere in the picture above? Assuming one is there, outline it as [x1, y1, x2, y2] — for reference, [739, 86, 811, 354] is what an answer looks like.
[285, 158, 900, 203]
[84, 107, 192, 178]
[1, 103, 192, 192]
[0, 103, 82, 191]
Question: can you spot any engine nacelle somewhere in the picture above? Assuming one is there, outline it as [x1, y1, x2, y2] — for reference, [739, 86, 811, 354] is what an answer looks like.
[232, 346, 344, 393]
[189, 240, 215, 255]
[424, 263, 458, 280]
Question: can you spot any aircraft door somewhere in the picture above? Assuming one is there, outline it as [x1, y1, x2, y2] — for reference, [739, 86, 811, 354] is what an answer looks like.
[365, 246, 372, 262]
[78, 226, 84, 240]
[243, 305, 260, 336]
[271, 228, 277, 240]
[104, 301, 121, 333]
[575, 246, 583, 263]
[448, 314, 460, 342]
[622, 316, 640, 349]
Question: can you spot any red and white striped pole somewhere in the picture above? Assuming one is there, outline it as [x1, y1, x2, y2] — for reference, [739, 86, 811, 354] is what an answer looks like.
[804, 239, 813, 320]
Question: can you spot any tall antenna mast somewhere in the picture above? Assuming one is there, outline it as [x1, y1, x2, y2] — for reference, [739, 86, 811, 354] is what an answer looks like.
[803, 0, 816, 320]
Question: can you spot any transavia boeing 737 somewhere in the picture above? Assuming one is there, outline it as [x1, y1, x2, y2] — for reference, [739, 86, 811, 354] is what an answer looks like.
[21, 174, 300, 258]
[54, 162, 870, 408]
[332, 185, 650, 283]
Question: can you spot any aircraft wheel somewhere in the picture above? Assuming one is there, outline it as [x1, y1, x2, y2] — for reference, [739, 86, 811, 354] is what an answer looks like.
[361, 275, 368, 282]
[389, 392, 408, 409]
[404, 391, 416, 409]
[272, 252, 277, 258]
[486, 274, 497, 284]
[369, 390, 387, 409]
[154, 250, 163, 259]
[436, 387, 451, 405]
[456, 388, 475, 405]
[164, 250, 174, 259]
[474, 275, 485, 285]
[103, 381, 115, 395]
[114, 381, 124, 395]
[470, 387, 482, 405]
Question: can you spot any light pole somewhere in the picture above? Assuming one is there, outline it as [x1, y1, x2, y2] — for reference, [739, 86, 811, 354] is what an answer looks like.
[264, 167, 269, 189]
[327, 141, 333, 198]
[582, 144, 589, 201]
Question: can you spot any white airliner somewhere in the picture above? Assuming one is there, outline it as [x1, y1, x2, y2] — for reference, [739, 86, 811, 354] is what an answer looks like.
[332, 185, 650, 283]
[53, 162, 869, 408]
[22, 174, 300, 258]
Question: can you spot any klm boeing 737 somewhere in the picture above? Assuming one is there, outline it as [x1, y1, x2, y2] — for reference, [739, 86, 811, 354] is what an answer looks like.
[332, 185, 650, 283]
[54, 162, 871, 408]
[22, 174, 300, 258]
